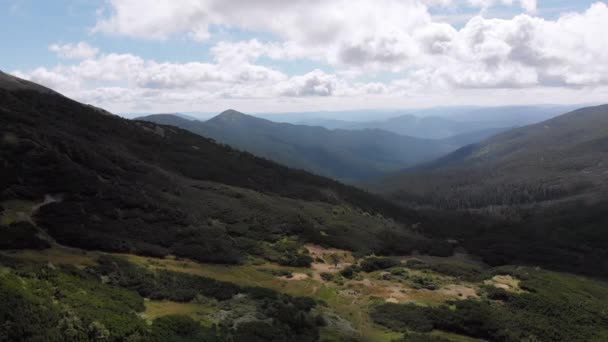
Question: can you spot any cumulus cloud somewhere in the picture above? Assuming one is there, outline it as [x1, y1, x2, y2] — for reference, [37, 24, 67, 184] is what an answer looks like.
[278, 70, 338, 97]
[49, 42, 99, 59]
[13, 68, 77, 91]
[431, 3, 608, 88]
[13, 1, 608, 112]
[93, 0, 606, 84]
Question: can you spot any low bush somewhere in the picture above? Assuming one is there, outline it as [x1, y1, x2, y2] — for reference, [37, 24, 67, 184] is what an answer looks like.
[360, 257, 400, 272]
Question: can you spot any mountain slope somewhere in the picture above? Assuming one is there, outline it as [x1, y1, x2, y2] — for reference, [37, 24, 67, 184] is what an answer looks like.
[0, 72, 452, 266]
[138, 111, 461, 183]
[2, 74, 608, 342]
[345, 114, 492, 139]
[375, 105, 608, 277]
[380, 104, 608, 208]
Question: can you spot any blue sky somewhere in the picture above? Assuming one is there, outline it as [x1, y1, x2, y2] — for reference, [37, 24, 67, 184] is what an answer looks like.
[2, 1, 607, 114]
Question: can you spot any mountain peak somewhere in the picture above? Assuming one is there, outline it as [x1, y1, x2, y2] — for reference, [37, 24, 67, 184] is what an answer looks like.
[218, 109, 247, 118]
[210, 109, 261, 124]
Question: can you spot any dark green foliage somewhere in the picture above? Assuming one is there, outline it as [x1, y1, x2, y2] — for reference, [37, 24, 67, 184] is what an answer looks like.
[416, 201, 608, 277]
[91, 255, 320, 340]
[0, 264, 147, 342]
[0, 272, 64, 341]
[393, 333, 451, 342]
[280, 253, 314, 267]
[360, 257, 400, 272]
[339, 264, 361, 279]
[264, 239, 314, 267]
[94, 255, 241, 301]
[372, 267, 608, 342]
[320, 272, 334, 281]
[481, 285, 512, 301]
[404, 260, 482, 280]
[378, 105, 608, 278]
[0, 254, 321, 342]
[0, 221, 50, 249]
[371, 303, 434, 332]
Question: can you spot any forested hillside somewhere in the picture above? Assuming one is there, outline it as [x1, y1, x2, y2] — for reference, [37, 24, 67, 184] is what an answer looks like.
[375, 105, 608, 277]
[138, 111, 458, 183]
[380, 104, 608, 209]
[0, 71, 450, 266]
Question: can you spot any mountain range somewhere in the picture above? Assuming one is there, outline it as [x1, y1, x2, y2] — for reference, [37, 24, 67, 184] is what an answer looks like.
[379, 104, 608, 208]
[274, 105, 576, 139]
[137, 111, 503, 183]
[1, 71, 442, 263]
[375, 104, 608, 277]
[2, 72, 608, 342]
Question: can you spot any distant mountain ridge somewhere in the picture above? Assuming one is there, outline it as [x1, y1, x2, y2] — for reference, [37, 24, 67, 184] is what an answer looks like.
[378, 104, 608, 208]
[137, 110, 471, 183]
[283, 105, 577, 139]
[370, 104, 608, 277]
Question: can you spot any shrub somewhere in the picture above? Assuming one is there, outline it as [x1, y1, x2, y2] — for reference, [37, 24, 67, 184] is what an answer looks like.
[340, 265, 360, 279]
[320, 272, 334, 281]
[360, 257, 400, 272]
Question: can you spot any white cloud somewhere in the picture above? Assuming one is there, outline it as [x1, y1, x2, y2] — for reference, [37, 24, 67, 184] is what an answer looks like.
[518, 0, 537, 13]
[443, 3, 608, 87]
[93, 0, 213, 41]
[12, 1, 608, 112]
[13, 68, 77, 91]
[278, 70, 339, 97]
[49, 42, 99, 60]
[93, 0, 606, 82]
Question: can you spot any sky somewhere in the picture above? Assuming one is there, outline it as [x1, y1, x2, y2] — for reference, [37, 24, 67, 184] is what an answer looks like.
[1, 0, 607, 115]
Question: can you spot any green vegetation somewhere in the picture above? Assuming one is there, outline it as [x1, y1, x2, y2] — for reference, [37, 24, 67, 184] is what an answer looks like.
[0, 259, 147, 341]
[360, 257, 400, 273]
[2, 76, 608, 342]
[0, 254, 321, 342]
[3, 247, 608, 342]
[403, 259, 482, 281]
[378, 105, 608, 278]
[372, 266, 608, 342]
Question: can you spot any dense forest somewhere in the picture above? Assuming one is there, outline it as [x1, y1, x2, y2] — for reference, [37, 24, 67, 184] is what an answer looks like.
[138, 111, 457, 183]
[375, 105, 608, 278]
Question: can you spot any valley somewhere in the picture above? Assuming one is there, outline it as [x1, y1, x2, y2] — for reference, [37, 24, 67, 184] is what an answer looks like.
[137, 111, 460, 183]
[3, 1, 608, 341]
[1, 73, 608, 342]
